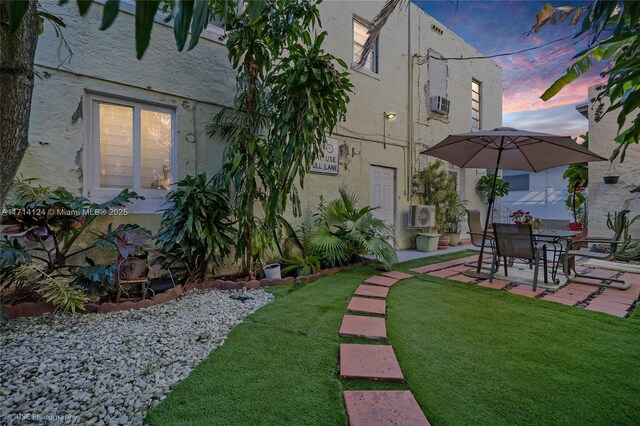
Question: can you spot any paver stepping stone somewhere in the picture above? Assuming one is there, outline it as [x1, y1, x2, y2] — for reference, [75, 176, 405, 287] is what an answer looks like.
[542, 294, 578, 306]
[339, 315, 387, 339]
[340, 344, 404, 381]
[343, 391, 430, 426]
[587, 298, 632, 310]
[364, 276, 399, 287]
[409, 264, 446, 273]
[602, 286, 640, 301]
[347, 297, 386, 315]
[355, 285, 389, 299]
[507, 285, 546, 298]
[427, 269, 458, 278]
[448, 274, 478, 283]
[478, 279, 510, 290]
[380, 271, 413, 280]
[448, 264, 472, 273]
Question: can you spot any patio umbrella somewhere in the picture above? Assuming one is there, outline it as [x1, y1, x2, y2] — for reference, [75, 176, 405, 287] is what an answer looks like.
[421, 127, 607, 276]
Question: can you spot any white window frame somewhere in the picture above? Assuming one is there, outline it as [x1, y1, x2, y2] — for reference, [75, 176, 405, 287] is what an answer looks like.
[472, 79, 481, 130]
[352, 17, 379, 75]
[83, 91, 177, 213]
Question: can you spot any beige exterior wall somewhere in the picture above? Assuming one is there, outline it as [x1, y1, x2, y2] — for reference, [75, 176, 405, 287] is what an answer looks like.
[585, 86, 640, 238]
[18, 1, 502, 259]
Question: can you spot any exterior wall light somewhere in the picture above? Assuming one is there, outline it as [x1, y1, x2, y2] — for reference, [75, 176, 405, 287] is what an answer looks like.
[384, 112, 397, 120]
[411, 175, 421, 194]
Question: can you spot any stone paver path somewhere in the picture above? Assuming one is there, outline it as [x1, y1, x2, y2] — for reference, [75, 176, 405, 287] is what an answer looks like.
[347, 297, 387, 315]
[412, 255, 640, 318]
[338, 271, 431, 424]
[344, 391, 430, 426]
[340, 315, 387, 339]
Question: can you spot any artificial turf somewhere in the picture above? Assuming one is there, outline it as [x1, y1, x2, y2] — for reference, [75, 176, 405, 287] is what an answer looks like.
[147, 252, 640, 425]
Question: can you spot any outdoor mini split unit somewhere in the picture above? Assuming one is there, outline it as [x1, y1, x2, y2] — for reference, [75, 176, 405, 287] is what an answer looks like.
[430, 96, 450, 115]
[408, 205, 436, 228]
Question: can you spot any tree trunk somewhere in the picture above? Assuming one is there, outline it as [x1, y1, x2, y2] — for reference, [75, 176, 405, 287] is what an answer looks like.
[0, 0, 39, 210]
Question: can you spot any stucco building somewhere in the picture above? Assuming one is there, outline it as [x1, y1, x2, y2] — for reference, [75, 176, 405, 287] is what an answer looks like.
[578, 85, 640, 238]
[17, 1, 502, 253]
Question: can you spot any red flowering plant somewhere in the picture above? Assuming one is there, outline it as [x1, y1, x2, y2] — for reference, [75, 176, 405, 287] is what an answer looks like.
[510, 209, 533, 224]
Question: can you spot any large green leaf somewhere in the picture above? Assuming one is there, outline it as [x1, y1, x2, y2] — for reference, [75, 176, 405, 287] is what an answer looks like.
[6, 0, 30, 33]
[174, 0, 194, 51]
[187, 0, 208, 51]
[134, 0, 161, 59]
[76, 0, 93, 16]
[247, 0, 266, 25]
[99, 0, 120, 30]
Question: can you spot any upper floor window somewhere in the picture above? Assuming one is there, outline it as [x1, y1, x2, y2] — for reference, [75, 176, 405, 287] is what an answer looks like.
[353, 18, 378, 73]
[472, 79, 481, 129]
[85, 93, 176, 211]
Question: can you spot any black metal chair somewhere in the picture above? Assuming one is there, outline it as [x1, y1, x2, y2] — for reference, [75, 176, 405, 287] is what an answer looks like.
[466, 209, 498, 271]
[490, 223, 548, 290]
[563, 210, 630, 289]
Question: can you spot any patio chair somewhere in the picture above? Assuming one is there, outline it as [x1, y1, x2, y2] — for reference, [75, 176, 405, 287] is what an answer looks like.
[465, 209, 498, 271]
[563, 210, 630, 290]
[490, 223, 548, 290]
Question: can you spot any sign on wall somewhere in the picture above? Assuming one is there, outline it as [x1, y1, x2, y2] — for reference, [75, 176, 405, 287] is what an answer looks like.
[309, 137, 339, 175]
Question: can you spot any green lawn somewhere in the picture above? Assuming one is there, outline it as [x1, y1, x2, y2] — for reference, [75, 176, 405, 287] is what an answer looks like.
[147, 252, 640, 425]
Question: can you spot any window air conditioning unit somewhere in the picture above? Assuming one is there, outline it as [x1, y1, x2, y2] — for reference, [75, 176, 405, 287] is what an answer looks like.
[409, 205, 436, 228]
[430, 96, 450, 115]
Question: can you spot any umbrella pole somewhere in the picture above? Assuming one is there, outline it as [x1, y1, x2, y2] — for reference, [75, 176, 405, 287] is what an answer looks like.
[476, 146, 503, 274]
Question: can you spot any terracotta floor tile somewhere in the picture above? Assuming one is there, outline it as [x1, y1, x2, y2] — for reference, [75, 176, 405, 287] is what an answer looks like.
[354, 285, 389, 299]
[343, 391, 430, 426]
[587, 269, 620, 279]
[587, 298, 632, 311]
[619, 273, 640, 285]
[508, 285, 546, 298]
[542, 294, 578, 306]
[364, 275, 399, 288]
[380, 271, 414, 280]
[409, 264, 446, 274]
[347, 297, 386, 315]
[478, 279, 511, 290]
[340, 344, 404, 382]
[602, 287, 640, 301]
[339, 315, 387, 339]
[584, 304, 628, 317]
[563, 283, 602, 294]
[448, 264, 472, 273]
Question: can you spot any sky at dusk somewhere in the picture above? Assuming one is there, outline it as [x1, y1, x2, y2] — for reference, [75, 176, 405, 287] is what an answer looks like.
[415, 0, 605, 138]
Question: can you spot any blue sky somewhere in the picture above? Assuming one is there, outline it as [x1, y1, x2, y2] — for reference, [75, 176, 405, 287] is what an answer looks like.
[415, 0, 604, 137]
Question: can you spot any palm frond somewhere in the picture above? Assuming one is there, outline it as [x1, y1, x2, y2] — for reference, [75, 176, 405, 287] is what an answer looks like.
[355, 0, 403, 70]
[307, 225, 348, 266]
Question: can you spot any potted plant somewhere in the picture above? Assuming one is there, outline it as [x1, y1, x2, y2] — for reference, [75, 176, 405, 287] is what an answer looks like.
[281, 255, 321, 277]
[445, 192, 467, 246]
[603, 161, 620, 184]
[476, 173, 510, 200]
[416, 160, 458, 250]
[510, 209, 533, 225]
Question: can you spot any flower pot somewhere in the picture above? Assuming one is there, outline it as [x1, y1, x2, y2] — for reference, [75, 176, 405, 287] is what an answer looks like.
[120, 258, 146, 280]
[416, 233, 439, 252]
[603, 176, 619, 184]
[447, 232, 460, 246]
[438, 234, 450, 250]
[263, 263, 282, 280]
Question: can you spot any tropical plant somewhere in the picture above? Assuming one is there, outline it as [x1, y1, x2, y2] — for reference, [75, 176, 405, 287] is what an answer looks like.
[94, 223, 152, 261]
[563, 134, 589, 225]
[445, 191, 467, 233]
[306, 189, 397, 270]
[476, 173, 510, 200]
[70, 260, 116, 298]
[531, 1, 640, 169]
[11, 264, 88, 313]
[606, 210, 640, 260]
[1, 179, 143, 275]
[0, 237, 32, 301]
[281, 255, 321, 277]
[274, 215, 305, 259]
[416, 160, 458, 234]
[156, 173, 235, 282]
[208, 0, 353, 279]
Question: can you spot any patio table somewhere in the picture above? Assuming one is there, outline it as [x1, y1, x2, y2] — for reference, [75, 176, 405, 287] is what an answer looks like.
[533, 229, 581, 284]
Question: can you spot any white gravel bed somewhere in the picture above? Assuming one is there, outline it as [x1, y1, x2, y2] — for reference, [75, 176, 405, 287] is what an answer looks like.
[1, 289, 274, 425]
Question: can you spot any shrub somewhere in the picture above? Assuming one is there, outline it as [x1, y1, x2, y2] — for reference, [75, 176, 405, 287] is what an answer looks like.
[306, 189, 397, 270]
[156, 174, 235, 282]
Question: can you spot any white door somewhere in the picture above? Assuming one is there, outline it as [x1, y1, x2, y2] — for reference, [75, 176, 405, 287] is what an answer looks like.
[370, 166, 396, 228]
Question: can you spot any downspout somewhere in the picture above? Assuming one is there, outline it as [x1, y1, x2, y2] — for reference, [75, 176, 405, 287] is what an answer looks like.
[406, 5, 413, 200]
